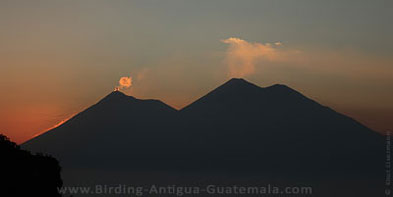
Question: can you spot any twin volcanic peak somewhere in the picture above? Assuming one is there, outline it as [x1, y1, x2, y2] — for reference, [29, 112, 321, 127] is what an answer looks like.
[22, 78, 383, 174]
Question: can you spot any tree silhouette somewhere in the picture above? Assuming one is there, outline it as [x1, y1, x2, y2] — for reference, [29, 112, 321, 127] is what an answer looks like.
[0, 134, 63, 196]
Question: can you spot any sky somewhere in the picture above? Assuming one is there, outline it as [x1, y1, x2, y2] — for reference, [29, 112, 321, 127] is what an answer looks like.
[0, 0, 392, 144]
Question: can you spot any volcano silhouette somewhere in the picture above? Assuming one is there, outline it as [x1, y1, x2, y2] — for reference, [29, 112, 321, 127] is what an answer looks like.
[179, 78, 383, 173]
[23, 90, 180, 168]
[22, 78, 384, 196]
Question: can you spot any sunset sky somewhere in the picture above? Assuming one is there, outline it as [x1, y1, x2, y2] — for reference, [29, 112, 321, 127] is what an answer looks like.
[0, 0, 392, 144]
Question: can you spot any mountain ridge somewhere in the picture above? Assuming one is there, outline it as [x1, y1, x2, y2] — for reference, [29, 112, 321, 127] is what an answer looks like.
[22, 78, 380, 150]
[22, 78, 383, 174]
[26, 78, 350, 144]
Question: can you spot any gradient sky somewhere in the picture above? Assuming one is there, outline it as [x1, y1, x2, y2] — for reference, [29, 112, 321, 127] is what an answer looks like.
[0, 0, 392, 144]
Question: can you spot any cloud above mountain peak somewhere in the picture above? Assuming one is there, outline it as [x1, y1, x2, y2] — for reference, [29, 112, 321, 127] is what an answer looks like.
[221, 37, 285, 78]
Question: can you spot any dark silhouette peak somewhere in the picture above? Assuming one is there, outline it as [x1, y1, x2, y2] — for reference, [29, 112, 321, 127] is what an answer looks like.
[93, 90, 176, 113]
[181, 78, 315, 113]
[99, 90, 136, 104]
[111, 90, 125, 95]
[101, 91, 175, 109]
[107, 90, 131, 98]
[227, 78, 248, 83]
[211, 78, 261, 94]
[268, 83, 289, 89]
[266, 83, 296, 92]
[223, 78, 258, 88]
[224, 78, 296, 94]
[264, 84, 306, 99]
[220, 78, 295, 93]
[181, 78, 261, 112]
[202, 78, 301, 99]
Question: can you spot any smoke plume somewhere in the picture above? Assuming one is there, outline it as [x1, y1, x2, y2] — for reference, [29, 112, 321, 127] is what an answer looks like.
[115, 76, 132, 91]
[221, 37, 283, 78]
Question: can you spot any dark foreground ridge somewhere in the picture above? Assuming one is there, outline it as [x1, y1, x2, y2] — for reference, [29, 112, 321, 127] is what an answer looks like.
[0, 134, 62, 196]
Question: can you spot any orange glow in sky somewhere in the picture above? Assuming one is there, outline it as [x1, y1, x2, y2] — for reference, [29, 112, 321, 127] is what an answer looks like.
[0, 1, 392, 144]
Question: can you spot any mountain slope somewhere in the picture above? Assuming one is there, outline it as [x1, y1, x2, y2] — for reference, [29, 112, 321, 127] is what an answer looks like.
[23, 91, 179, 168]
[179, 78, 384, 174]
[21, 78, 385, 197]
[23, 79, 383, 174]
